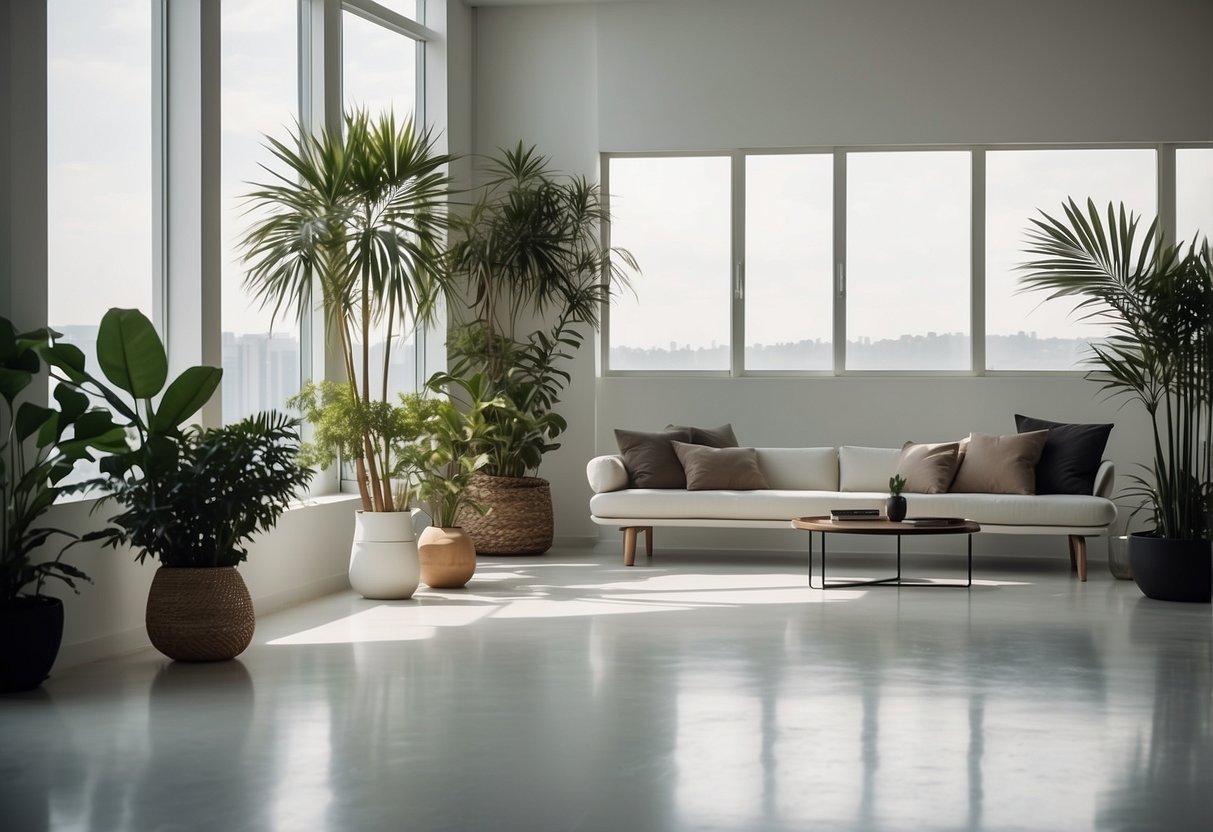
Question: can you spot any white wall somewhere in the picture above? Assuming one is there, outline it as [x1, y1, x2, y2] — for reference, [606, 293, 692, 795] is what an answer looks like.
[470, 0, 1212, 547]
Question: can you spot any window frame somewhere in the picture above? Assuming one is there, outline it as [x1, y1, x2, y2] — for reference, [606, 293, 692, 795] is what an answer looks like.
[601, 141, 1207, 378]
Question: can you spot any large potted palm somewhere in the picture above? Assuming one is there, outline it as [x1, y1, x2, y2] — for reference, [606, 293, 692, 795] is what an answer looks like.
[440, 144, 636, 554]
[0, 319, 126, 691]
[239, 109, 452, 598]
[1021, 198, 1212, 602]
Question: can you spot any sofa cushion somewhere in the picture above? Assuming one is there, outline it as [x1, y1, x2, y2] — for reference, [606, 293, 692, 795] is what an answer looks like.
[588, 488, 1116, 528]
[586, 455, 630, 493]
[838, 446, 901, 491]
[615, 428, 693, 488]
[672, 442, 768, 490]
[666, 423, 739, 448]
[1015, 414, 1113, 495]
[951, 431, 1048, 494]
[895, 441, 961, 494]
[756, 448, 839, 490]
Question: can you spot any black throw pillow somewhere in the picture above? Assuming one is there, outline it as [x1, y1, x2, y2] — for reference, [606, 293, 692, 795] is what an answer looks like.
[1014, 414, 1113, 495]
[615, 428, 694, 488]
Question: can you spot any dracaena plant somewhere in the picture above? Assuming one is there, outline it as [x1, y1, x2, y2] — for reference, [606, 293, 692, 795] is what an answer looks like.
[1020, 198, 1213, 541]
[49, 308, 314, 568]
[443, 143, 637, 478]
[239, 109, 452, 512]
[0, 320, 127, 602]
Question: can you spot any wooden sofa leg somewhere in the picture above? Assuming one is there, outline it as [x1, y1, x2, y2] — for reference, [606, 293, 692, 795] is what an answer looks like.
[623, 527, 638, 566]
[643, 526, 653, 559]
[1068, 537, 1077, 573]
[1069, 535, 1088, 582]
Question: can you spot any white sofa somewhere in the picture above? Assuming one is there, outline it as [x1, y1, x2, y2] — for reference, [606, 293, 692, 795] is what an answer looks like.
[586, 446, 1117, 580]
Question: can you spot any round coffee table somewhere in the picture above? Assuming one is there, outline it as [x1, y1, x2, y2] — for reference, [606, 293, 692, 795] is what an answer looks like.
[791, 516, 981, 589]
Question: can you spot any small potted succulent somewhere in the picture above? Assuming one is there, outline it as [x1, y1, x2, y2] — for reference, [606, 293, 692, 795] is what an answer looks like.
[886, 474, 908, 523]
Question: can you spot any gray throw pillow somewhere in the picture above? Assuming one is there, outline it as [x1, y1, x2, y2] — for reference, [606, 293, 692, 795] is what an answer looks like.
[671, 442, 769, 491]
[665, 423, 739, 448]
[951, 431, 1049, 494]
[615, 428, 693, 488]
[895, 441, 961, 494]
[1015, 414, 1113, 495]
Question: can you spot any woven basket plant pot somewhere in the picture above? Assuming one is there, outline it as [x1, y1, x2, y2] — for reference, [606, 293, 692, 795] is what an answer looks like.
[457, 473, 554, 555]
[146, 566, 256, 662]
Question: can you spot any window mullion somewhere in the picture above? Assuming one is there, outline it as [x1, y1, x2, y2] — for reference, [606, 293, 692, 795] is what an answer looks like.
[971, 148, 985, 375]
[731, 152, 744, 376]
[832, 149, 846, 374]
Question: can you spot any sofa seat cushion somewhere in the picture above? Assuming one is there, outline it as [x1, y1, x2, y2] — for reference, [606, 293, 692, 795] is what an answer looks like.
[590, 489, 1116, 528]
[590, 490, 883, 522]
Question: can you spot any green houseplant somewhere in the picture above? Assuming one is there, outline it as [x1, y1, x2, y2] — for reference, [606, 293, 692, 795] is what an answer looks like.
[52, 308, 314, 659]
[1020, 198, 1212, 602]
[441, 143, 637, 554]
[0, 320, 126, 691]
[240, 109, 452, 600]
[886, 474, 908, 522]
[404, 387, 496, 588]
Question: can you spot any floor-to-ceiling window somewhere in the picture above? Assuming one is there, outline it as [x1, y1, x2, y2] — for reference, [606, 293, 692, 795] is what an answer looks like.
[46, 0, 153, 356]
[220, 0, 302, 423]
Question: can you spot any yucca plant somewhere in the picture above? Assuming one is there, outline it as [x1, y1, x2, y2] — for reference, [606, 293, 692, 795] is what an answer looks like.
[239, 109, 452, 512]
[1019, 198, 1212, 541]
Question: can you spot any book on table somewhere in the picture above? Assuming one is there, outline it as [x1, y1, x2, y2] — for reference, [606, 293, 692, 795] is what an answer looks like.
[900, 517, 968, 527]
[829, 508, 882, 521]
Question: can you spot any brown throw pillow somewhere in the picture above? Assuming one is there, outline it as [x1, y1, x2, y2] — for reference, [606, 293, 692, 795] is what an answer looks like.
[895, 441, 961, 494]
[615, 428, 693, 488]
[665, 423, 739, 448]
[951, 431, 1049, 494]
[671, 442, 769, 491]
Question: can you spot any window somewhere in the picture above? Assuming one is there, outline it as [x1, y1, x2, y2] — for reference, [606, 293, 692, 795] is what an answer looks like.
[606, 146, 1204, 376]
[221, 0, 301, 423]
[744, 154, 833, 371]
[985, 148, 1156, 371]
[607, 156, 732, 371]
[1176, 148, 1213, 250]
[46, 0, 154, 354]
[846, 151, 971, 371]
[342, 8, 424, 394]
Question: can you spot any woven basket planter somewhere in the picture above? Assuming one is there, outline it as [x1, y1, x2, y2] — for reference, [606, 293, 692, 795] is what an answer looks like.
[145, 566, 255, 662]
[457, 473, 554, 555]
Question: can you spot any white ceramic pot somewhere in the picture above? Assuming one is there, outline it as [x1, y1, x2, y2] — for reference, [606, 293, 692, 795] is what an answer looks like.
[348, 509, 420, 600]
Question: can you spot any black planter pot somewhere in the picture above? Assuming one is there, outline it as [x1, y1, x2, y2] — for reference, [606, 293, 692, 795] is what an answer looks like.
[0, 596, 65, 692]
[885, 495, 907, 523]
[1128, 533, 1212, 603]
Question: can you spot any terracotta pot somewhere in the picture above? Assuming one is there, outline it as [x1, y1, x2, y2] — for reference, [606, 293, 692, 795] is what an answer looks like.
[418, 526, 477, 589]
[0, 596, 64, 692]
[146, 567, 255, 662]
[348, 509, 420, 599]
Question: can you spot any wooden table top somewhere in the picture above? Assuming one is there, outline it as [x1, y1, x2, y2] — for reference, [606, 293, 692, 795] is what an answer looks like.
[791, 516, 981, 535]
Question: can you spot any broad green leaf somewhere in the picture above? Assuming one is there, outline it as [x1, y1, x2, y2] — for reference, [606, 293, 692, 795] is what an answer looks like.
[97, 308, 167, 398]
[15, 402, 54, 442]
[42, 342, 87, 381]
[0, 367, 32, 402]
[54, 384, 90, 423]
[150, 366, 223, 433]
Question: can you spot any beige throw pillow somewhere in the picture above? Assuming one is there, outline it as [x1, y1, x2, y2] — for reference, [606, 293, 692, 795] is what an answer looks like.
[950, 431, 1049, 494]
[671, 442, 769, 491]
[894, 441, 961, 494]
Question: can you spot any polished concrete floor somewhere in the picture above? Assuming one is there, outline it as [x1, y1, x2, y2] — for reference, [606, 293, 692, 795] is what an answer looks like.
[2, 545, 1211, 831]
